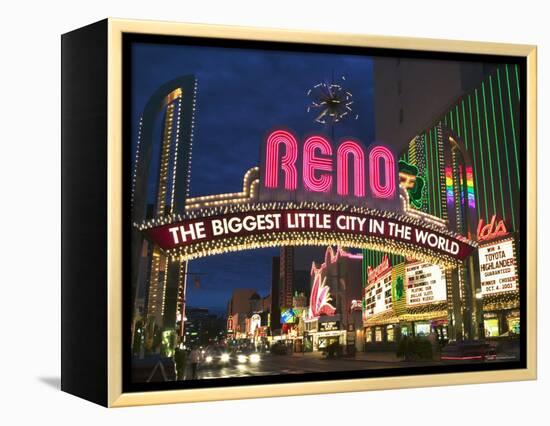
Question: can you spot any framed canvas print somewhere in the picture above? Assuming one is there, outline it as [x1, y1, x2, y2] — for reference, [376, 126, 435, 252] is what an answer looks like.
[61, 18, 537, 407]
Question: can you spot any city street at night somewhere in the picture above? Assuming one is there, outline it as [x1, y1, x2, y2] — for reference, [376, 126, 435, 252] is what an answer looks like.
[188, 349, 518, 380]
[125, 37, 525, 391]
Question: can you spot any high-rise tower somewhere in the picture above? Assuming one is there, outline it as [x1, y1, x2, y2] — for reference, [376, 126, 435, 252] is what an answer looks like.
[130, 75, 198, 347]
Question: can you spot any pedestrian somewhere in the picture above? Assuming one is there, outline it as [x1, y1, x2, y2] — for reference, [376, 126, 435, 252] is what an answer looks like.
[189, 346, 201, 380]
[174, 344, 187, 380]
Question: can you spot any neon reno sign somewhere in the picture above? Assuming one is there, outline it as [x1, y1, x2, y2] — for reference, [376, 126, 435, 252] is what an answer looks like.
[262, 130, 396, 202]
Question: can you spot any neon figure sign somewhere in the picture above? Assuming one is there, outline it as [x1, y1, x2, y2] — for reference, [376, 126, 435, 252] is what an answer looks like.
[263, 129, 396, 200]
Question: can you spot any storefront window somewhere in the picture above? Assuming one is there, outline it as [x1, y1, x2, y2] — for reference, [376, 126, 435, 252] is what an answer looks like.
[507, 317, 520, 335]
[484, 318, 500, 337]
[415, 322, 430, 337]
[387, 325, 394, 342]
[366, 328, 372, 343]
[401, 326, 409, 337]
[375, 327, 382, 342]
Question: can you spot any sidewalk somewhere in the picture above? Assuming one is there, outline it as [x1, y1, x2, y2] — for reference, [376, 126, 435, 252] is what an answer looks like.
[354, 351, 402, 363]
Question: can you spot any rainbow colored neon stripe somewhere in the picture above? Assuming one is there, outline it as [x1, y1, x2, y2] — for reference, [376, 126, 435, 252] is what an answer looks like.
[445, 166, 454, 204]
[466, 166, 476, 209]
[459, 166, 465, 208]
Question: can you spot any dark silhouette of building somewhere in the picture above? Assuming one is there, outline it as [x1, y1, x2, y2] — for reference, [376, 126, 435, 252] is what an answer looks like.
[270, 256, 281, 333]
[184, 307, 225, 348]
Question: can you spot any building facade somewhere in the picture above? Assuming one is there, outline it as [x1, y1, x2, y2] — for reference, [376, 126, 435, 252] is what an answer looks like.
[363, 64, 522, 345]
[303, 247, 363, 352]
[131, 75, 198, 353]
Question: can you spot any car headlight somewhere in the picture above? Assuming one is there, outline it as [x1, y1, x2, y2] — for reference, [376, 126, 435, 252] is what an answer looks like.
[205, 355, 213, 363]
[250, 353, 260, 363]
[221, 353, 230, 362]
[237, 354, 247, 363]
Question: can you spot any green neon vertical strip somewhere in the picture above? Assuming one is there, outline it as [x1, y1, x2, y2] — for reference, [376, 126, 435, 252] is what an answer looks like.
[423, 133, 432, 214]
[515, 64, 520, 100]
[364, 250, 367, 285]
[428, 131, 436, 216]
[475, 89, 490, 221]
[505, 65, 521, 187]
[431, 128, 440, 217]
[434, 127, 443, 219]
[489, 75, 507, 222]
[361, 249, 366, 286]
[362, 250, 364, 286]
[461, 101, 469, 151]
[482, 82, 497, 215]
[467, 95, 481, 219]
[449, 110, 454, 130]
[367, 250, 371, 266]
[455, 105, 461, 137]
[365, 249, 370, 273]
[427, 129, 436, 216]
[497, 68, 516, 231]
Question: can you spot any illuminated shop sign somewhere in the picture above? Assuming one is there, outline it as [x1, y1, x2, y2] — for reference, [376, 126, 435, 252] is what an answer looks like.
[319, 321, 340, 332]
[367, 255, 391, 284]
[477, 215, 508, 242]
[281, 309, 297, 324]
[350, 299, 362, 311]
[250, 314, 261, 333]
[405, 262, 447, 306]
[364, 257, 393, 319]
[261, 130, 397, 202]
[309, 272, 337, 318]
[478, 237, 518, 295]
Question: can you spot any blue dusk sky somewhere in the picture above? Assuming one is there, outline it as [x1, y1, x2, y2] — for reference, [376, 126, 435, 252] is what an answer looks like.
[131, 41, 375, 315]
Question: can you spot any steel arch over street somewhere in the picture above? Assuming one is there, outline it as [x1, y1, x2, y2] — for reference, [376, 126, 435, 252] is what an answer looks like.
[137, 201, 476, 267]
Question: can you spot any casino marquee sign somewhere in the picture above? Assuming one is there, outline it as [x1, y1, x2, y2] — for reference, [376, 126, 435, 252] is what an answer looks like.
[136, 130, 476, 267]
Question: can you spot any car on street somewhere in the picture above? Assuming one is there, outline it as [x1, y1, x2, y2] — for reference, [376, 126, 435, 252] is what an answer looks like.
[234, 348, 262, 364]
[200, 346, 232, 369]
[270, 341, 289, 355]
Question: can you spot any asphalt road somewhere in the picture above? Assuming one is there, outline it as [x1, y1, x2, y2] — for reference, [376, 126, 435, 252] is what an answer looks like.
[193, 352, 489, 380]
[133, 346, 519, 382]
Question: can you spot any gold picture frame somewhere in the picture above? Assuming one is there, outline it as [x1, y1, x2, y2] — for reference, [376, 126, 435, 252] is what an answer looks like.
[61, 18, 537, 407]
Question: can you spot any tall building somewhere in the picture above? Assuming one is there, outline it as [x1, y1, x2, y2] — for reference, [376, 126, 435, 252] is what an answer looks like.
[270, 256, 281, 332]
[184, 308, 225, 348]
[373, 57, 495, 152]
[364, 63, 522, 342]
[401, 64, 522, 234]
[304, 247, 363, 351]
[226, 288, 258, 337]
[400, 64, 522, 339]
[130, 75, 198, 347]
[279, 247, 294, 309]
[279, 247, 325, 311]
